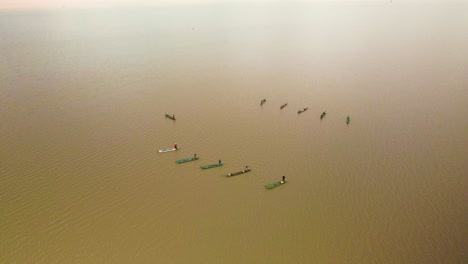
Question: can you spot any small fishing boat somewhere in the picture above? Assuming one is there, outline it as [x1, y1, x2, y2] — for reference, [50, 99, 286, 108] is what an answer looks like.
[298, 107, 308, 114]
[265, 179, 287, 189]
[280, 103, 288, 109]
[159, 148, 178, 153]
[320, 111, 326, 119]
[260, 98, 267, 105]
[226, 168, 251, 177]
[165, 114, 176, 120]
[176, 157, 199, 164]
[346, 115, 350, 124]
[201, 163, 223, 169]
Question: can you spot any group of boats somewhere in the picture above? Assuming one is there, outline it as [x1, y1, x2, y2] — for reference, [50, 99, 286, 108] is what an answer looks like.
[260, 98, 351, 124]
[160, 98, 353, 191]
[159, 147, 286, 189]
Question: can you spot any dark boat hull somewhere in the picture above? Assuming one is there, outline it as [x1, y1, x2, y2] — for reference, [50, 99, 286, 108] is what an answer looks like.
[165, 114, 176, 120]
[226, 169, 251, 177]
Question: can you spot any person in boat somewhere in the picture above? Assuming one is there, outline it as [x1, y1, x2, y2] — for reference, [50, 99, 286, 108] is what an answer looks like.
[281, 176, 286, 183]
[174, 143, 178, 150]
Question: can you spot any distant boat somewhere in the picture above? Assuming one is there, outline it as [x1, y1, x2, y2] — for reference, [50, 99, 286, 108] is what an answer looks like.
[176, 157, 199, 163]
[346, 115, 350, 124]
[280, 103, 288, 109]
[265, 179, 287, 189]
[165, 114, 176, 120]
[201, 163, 223, 169]
[260, 98, 267, 105]
[159, 148, 178, 153]
[226, 168, 251, 177]
[298, 107, 308, 114]
[320, 111, 326, 119]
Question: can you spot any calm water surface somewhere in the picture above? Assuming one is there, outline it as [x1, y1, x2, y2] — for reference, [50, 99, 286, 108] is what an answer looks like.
[1, 2, 467, 263]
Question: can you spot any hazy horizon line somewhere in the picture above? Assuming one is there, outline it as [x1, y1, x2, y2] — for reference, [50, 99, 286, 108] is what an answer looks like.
[1, 0, 464, 11]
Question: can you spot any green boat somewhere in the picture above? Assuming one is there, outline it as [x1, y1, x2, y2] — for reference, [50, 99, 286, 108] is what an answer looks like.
[201, 163, 223, 169]
[265, 180, 287, 189]
[176, 157, 199, 164]
[165, 114, 176, 120]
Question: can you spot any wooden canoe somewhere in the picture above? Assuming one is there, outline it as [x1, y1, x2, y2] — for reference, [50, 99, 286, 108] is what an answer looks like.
[226, 169, 251, 177]
[320, 111, 326, 119]
[298, 107, 308, 114]
[165, 114, 176, 120]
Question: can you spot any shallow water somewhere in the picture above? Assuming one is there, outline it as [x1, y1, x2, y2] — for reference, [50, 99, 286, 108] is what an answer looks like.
[1, 2, 467, 263]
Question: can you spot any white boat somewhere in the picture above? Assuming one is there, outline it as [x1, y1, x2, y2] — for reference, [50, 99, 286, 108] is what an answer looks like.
[159, 148, 178, 153]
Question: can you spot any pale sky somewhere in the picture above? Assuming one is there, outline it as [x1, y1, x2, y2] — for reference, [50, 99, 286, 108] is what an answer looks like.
[3, 0, 262, 9]
[0, 0, 461, 9]
[2, 0, 210, 9]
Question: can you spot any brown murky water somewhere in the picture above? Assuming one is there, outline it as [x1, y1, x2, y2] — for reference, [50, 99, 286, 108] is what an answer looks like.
[1, 2, 467, 263]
